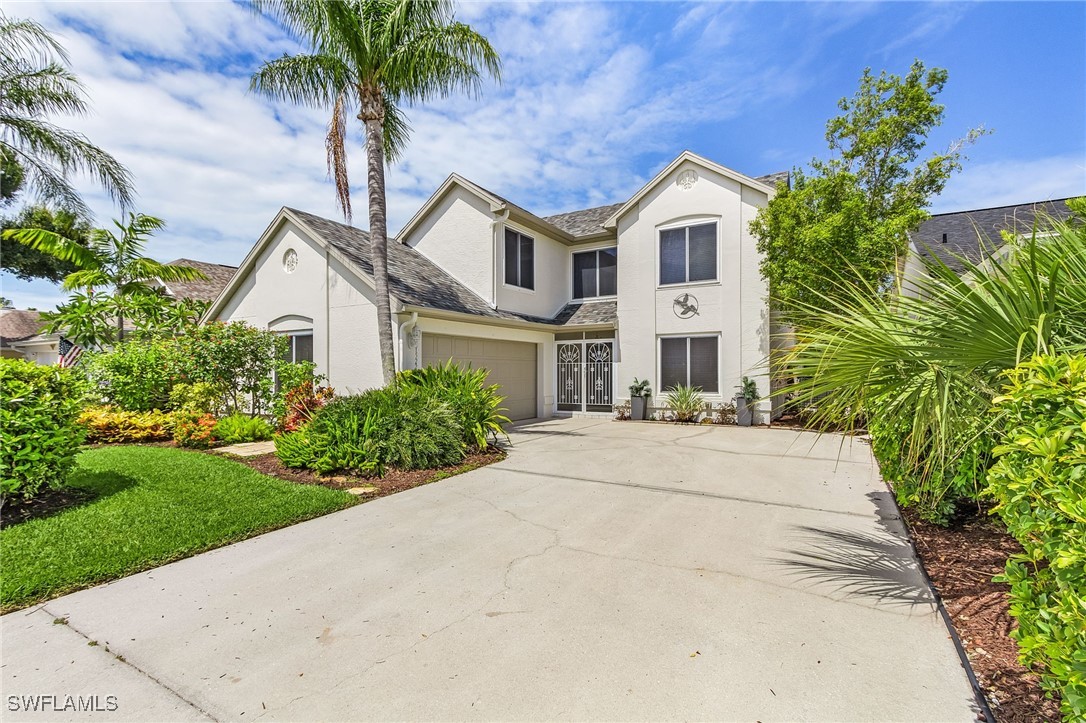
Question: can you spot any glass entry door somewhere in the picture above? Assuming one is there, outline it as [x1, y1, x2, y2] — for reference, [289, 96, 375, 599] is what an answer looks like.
[557, 341, 613, 412]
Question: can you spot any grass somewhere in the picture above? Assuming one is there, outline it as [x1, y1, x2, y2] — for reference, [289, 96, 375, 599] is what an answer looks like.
[1, 446, 355, 612]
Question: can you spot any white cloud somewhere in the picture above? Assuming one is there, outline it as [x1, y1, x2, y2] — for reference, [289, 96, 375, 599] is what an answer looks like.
[930, 154, 1086, 213]
[0, 1, 815, 309]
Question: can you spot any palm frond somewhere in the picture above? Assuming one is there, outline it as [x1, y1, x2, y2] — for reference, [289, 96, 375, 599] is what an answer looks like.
[2, 226, 100, 268]
[325, 91, 352, 221]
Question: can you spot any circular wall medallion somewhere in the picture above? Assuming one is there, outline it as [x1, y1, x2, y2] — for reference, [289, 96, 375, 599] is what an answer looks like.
[673, 292, 699, 318]
[676, 169, 698, 190]
[283, 249, 298, 273]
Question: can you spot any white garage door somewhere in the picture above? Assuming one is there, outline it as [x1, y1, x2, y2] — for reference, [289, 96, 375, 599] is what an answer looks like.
[421, 334, 538, 421]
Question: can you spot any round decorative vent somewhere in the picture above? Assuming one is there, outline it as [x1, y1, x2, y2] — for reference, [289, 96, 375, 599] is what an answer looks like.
[676, 169, 698, 190]
[283, 248, 298, 273]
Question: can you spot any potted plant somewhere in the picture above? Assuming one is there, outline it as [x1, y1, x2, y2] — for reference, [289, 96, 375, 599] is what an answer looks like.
[628, 378, 652, 421]
[735, 376, 758, 426]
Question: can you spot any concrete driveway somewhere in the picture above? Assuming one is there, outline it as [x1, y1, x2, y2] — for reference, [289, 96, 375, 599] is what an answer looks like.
[2, 418, 978, 721]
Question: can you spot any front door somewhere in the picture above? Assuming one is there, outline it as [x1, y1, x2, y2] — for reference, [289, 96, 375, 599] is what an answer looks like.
[557, 341, 614, 412]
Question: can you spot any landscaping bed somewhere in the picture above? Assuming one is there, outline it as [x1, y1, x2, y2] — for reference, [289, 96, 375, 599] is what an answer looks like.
[226, 446, 507, 499]
[904, 506, 1061, 722]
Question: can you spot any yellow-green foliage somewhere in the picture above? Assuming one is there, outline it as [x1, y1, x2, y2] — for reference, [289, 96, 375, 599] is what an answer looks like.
[987, 354, 1086, 719]
[78, 406, 176, 444]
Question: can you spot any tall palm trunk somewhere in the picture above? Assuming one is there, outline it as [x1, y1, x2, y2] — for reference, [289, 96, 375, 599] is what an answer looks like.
[360, 89, 396, 384]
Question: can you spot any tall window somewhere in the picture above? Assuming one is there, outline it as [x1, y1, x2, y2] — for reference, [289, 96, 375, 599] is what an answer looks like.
[573, 248, 617, 298]
[659, 222, 717, 285]
[504, 228, 534, 290]
[660, 336, 718, 393]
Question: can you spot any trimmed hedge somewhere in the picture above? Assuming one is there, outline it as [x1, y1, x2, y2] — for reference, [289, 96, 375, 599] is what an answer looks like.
[987, 354, 1086, 719]
[0, 359, 86, 502]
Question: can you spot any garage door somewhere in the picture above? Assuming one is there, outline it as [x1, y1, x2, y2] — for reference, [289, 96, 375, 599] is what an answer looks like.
[421, 334, 538, 421]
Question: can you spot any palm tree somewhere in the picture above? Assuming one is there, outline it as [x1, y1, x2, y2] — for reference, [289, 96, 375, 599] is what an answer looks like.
[0, 14, 134, 216]
[776, 200, 1086, 518]
[6, 213, 205, 341]
[250, 0, 500, 384]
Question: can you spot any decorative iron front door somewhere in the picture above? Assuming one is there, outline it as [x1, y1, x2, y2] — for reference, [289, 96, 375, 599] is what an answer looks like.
[557, 341, 613, 412]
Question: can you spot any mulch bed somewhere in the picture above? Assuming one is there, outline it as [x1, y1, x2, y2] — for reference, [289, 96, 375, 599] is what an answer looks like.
[903, 505, 1061, 722]
[2, 487, 97, 528]
[223, 446, 507, 500]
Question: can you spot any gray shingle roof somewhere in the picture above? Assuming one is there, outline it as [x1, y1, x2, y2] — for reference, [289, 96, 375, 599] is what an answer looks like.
[754, 171, 790, 190]
[287, 209, 615, 328]
[0, 309, 44, 346]
[909, 198, 1076, 273]
[164, 259, 238, 303]
[542, 203, 624, 237]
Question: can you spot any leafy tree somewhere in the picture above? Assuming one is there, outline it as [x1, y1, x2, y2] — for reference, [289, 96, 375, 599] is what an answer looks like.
[0, 14, 134, 216]
[251, 0, 500, 384]
[4, 213, 204, 344]
[751, 61, 986, 320]
[0, 205, 92, 282]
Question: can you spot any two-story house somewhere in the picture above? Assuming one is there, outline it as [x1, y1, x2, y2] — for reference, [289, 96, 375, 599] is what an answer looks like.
[207, 151, 783, 423]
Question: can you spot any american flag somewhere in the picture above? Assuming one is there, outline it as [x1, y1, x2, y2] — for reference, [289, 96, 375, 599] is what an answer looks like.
[58, 337, 84, 368]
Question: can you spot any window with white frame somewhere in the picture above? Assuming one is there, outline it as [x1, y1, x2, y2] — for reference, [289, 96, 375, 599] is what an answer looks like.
[659, 222, 717, 285]
[572, 247, 617, 298]
[660, 336, 718, 393]
[284, 331, 313, 364]
[504, 228, 535, 290]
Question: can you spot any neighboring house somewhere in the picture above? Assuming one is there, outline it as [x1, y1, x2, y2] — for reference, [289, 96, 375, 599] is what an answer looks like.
[208, 151, 785, 423]
[152, 259, 238, 303]
[903, 198, 1076, 288]
[0, 309, 56, 364]
[4, 258, 237, 366]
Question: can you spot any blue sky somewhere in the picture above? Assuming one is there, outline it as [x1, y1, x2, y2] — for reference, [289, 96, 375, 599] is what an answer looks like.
[3, 0, 1084, 310]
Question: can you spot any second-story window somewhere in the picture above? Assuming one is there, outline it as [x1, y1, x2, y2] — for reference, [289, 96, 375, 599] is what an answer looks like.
[573, 248, 617, 298]
[659, 222, 717, 285]
[504, 228, 534, 290]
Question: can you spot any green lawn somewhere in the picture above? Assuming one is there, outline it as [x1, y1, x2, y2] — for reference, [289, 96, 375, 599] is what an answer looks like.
[1, 446, 355, 611]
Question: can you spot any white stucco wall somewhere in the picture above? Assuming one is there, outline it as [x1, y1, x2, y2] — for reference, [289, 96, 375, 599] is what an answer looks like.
[403, 186, 496, 305]
[495, 220, 571, 319]
[613, 160, 773, 422]
[215, 219, 384, 394]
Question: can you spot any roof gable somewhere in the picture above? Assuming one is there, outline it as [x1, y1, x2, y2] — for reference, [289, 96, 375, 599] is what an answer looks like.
[602, 151, 777, 229]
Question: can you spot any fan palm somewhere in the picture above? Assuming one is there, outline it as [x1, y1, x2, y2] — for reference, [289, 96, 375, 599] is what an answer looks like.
[250, 0, 500, 384]
[0, 14, 134, 215]
[777, 200, 1086, 516]
[5, 213, 205, 340]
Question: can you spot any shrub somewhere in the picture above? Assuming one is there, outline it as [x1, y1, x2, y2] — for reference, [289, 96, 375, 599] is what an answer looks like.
[83, 338, 176, 411]
[173, 413, 219, 449]
[276, 385, 465, 476]
[664, 384, 704, 423]
[169, 382, 223, 415]
[172, 322, 287, 415]
[278, 379, 334, 432]
[214, 413, 273, 444]
[274, 428, 321, 470]
[0, 359, 87, 503]
[985, 354, 1086, 719]
[272, 361, 323, 423]
[870, 416, 991, 524]
[396, 362, 509, 449]
[78, 406, 176, 444]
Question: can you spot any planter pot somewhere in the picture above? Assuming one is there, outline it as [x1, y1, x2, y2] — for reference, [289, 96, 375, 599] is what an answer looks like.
[735, 395, 752, 426]
[631, 396, 647, 421]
